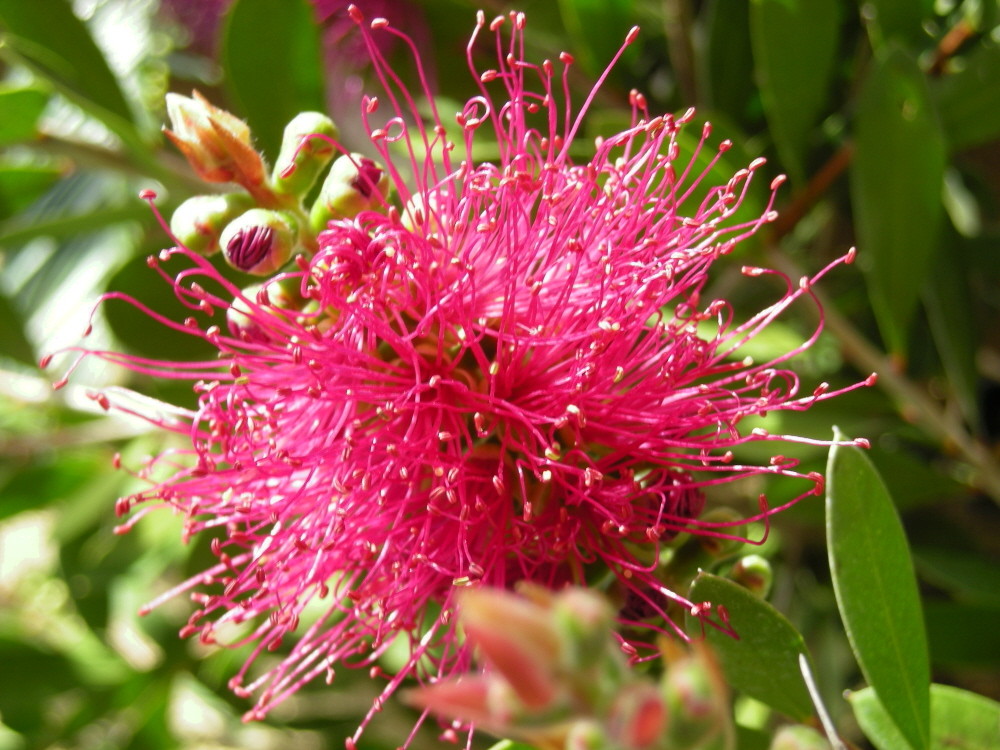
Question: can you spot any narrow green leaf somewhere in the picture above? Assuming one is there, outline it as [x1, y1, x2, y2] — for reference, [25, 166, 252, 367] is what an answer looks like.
[703, 0, 755, 122]
[0, 290, 35, 366]
[0, 0, 137, 136]
[827, 429, 930, 750]
[0, 85, 49, 144]
[749, 0, 840, 182]
[916, 548, 1000, 607]
[924, 230, 980, 430]
[686, 572, 814, 721]
[933, 40, 1000, 151]
[849, 684, 1000, 750]
[862, 0, 934, 51]
[850, 46, 946, 355]
[557, 0, 635, 79]
[924, 601, 1000, 670]
[221, 0, 326, 161]
[0, 163, 62, 221]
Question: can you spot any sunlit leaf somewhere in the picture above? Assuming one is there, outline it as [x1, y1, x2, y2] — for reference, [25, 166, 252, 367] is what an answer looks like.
[0, 85, 49, 144]
[687, 572, 814, 721]
[849, 684, 1000, 750]
[827, 429, 930, 750]
[0, 0, 138, 141]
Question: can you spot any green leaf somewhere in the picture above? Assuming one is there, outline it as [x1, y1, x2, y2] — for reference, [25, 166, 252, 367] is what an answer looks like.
[703, 0, 756, 123]
[0, 0, 137, 138]
[861, 0, 934, 51]
[827, 429, 930, 750]
[850, 46, 946, 355]
[933, 40, 1000, 151]
[686, 572, 814, 721]
[0, 85, 49, 144]
[221, 0, 326, 161]
[0, 163, 63, 220]
[0, 291, 34, 365]
[849, 684, 1000, 750]
[557, 0, 635, 80]
[924, 232, 980, 430]
[749, 0, 840, 182]
[916, 547, 1000, 606]
[924, 601, 1000, 670]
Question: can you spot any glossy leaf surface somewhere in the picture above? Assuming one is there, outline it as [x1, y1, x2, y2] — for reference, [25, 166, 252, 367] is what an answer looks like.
[687, 572, 813, 722]
[849, 684, 1000, 750]
[827, 429, 930, 750]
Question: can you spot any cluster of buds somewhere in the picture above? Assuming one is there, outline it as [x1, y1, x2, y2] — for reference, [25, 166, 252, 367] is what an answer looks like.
[409, 585, 735, 750]
[163, 93, 392, 324]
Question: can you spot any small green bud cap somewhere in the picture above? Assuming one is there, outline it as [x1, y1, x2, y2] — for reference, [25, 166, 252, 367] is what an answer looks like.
[170, 193, 254, 256]
[310, 152, 390, 232]
[770, 725, 832, 750]
[271, 112, 340, 197]
[730, 554, 773, 598]
[220, 208, 297, 275]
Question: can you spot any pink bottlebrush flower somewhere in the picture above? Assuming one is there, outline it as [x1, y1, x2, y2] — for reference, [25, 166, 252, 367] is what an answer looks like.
[51, 6, 874, 746]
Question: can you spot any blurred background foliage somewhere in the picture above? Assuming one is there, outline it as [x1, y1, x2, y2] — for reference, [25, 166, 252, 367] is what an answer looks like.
[0, 0, 998, 748]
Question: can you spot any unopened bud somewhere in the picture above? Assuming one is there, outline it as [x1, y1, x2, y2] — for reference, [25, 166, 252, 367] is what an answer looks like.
[770, 725, 832, 750]
[271, 112, 340, 197]
[697, 508, 746, 559]
[170, 193, 254, 256]
[457, 588, 562, 710]
[553, 587, 616, 671]
[565, 720, 609, 750]
[661, 646, 732, 749]
[226, 279, 303, 342]
[309, 153, 390, 231]
[164, 91, 267, 190]
[220, 209, 297, 275]
[607, 683, 669, 750]
[730, 554, 773, 598]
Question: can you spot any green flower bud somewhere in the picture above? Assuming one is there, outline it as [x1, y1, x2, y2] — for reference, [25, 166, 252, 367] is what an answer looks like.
[606, 683, 669, 750]
[769, 725, 832, 750]
[169, 193, 254, 256]
[696, 507, 747, 559]
[309, 152, 390, 232]
[730, 554, 773, 598]
[226, 279, 304, 342]
[220, 208, 297, 275]
[565, 720, 611, 750]
[661, 646, 734, 750]
[271, 112, 340, 197]
[164, 91, 267, 190]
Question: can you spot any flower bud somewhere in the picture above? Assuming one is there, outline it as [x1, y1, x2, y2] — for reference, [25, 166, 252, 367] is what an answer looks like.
[457, 587, 562, 710]
[729, 554, 773, 598]
[660, 645, 733, 750]
[696, 507, 747, 559]
[553, 587, 616, 671]
[769, 725, 832, 750]
[271, 112, 340, 197]
[169, 193, 254, 256]
[164, 91, 267, 190]
[565, 720, 610, 750]
[606, 683, 669, 750]
[226, 279, 303, 342]
[309, 153, 390, 232]
[220, 209, 297, 275]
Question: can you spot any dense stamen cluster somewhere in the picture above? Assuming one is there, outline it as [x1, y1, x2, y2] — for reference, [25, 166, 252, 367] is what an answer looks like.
[51, 7, 872, 745]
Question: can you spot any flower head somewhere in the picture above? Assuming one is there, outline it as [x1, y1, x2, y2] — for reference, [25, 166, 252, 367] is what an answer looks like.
[53, 6, 873, 745]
